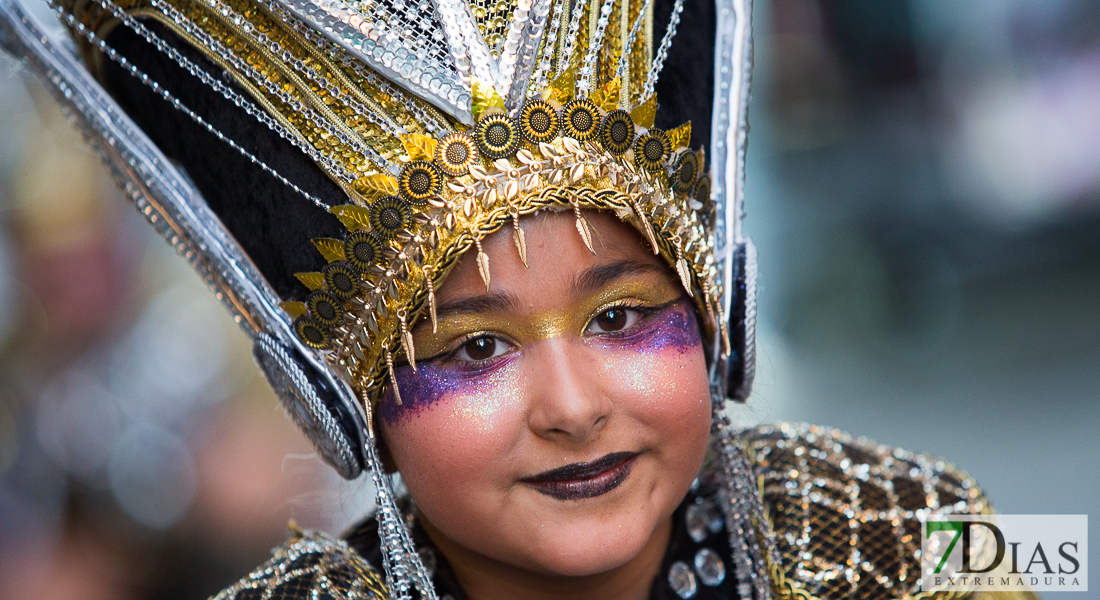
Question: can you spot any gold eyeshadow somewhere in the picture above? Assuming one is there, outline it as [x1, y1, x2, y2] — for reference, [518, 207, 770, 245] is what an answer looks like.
[411, 272, 683, 361]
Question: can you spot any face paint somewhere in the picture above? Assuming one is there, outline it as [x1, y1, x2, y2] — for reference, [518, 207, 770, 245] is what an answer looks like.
[378, 211, 713, 584]
[590, 299, 702, 356]
[410, 276, 679, 361]
[379, 354, 521, 426]
[381, 299, 702, 426]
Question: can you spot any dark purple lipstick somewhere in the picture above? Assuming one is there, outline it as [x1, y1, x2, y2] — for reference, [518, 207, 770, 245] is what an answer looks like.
[521, 451, 639, 500]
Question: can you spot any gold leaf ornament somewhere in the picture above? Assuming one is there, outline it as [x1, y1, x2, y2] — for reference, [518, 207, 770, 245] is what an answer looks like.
[280, 301, 307, 319]
[386, 349, 403, 405]
[472, 80, 506, 119]
[330, 204, 372, 231]
[475, 238, 491, 291]
[312, 238, 347, 262]
[401, 134, 438, 162]
[572, 204, 596, 254]
[398, 310, 416, 371]
[353, 173, 399, 204]
[591, 77, 621, 112]
[546, 63, 576, 104]
[675, 245, 695, 297]
[424, 266, 439, 333]
[294, 272, 325, 290]
[631, 96, 656, 129]
[516, 148, 537, 165]
[667, 121, 692, 149]
[512, 211, 529, 268]
[468, 164, 490, 182]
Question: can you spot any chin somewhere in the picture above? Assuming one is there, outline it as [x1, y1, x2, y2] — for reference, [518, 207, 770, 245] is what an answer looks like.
[516, 516, 659, 577]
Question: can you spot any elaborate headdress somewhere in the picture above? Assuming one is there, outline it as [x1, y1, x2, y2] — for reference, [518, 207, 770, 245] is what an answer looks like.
[0, 0, 764, 595]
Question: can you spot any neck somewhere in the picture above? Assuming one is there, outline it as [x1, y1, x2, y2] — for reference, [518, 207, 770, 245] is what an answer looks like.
[421, 516, 672, 600]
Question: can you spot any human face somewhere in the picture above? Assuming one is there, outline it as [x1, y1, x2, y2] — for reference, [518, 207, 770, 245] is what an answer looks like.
[378, 210, 712, 580]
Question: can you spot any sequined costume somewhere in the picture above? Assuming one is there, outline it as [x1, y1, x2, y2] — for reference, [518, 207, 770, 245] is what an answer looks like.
[0, 0, 1035, 596]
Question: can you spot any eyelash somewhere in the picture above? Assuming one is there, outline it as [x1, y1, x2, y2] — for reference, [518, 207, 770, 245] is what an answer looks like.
[585, 300, 660, 336]
[436, 299, 674, 368]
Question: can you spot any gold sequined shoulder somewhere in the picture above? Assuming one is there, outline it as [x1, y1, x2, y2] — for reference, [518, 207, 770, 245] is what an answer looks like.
[211, 526, 388, 600]
[742, 422, 1036, 600]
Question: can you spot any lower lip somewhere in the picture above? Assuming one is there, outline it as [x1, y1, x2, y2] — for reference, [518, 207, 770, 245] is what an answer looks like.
[523, 456, 638, 501]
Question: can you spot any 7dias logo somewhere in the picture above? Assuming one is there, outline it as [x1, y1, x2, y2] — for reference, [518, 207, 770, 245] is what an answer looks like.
[921, 514, 1088, 592]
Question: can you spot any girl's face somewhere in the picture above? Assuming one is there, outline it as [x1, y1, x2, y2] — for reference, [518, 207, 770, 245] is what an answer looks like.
[378, 211, 712, 580]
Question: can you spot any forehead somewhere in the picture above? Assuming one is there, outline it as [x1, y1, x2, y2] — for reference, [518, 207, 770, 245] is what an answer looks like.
[435, 210, 675, 313]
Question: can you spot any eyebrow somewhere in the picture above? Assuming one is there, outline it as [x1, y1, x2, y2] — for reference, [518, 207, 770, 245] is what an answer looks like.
[433, 291, 521, 319]
[571, 259, 663, 298]
[429, 259, 662, 323]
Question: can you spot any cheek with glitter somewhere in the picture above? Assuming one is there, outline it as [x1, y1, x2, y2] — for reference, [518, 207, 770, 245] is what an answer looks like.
[378, 357, 519, 426]
[593, 299, 702, 355]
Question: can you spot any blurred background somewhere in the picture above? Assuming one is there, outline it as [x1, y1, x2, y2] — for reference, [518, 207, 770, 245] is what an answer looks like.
[0, 0, 1096, 598]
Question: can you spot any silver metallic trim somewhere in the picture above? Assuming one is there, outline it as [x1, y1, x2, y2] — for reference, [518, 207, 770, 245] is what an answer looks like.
[273, 0, 474, 124]
[254, 332, 361, 478]
[707, 0, 752, 394]
[433, 0, 497, 95]
[732, 239, 756, 403]
[498, 0, 551, 111]
[0, 0, 369, 477]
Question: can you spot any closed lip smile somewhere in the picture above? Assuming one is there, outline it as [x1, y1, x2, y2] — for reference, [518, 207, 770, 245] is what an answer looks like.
[521, 451, 640, 500]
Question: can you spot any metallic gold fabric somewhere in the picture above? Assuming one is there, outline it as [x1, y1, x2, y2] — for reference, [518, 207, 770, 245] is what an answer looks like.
[211, 526, 389, 600]
[743, 423, 1040, 600]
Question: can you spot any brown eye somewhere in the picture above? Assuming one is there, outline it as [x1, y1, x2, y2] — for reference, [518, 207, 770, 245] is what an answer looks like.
[462, 336, 498, 361]
[597, 308, 628, 332]
[586, 306, 643, 335]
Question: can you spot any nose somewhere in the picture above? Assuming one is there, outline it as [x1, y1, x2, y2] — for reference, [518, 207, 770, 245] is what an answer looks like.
[526, 338, 614, 444]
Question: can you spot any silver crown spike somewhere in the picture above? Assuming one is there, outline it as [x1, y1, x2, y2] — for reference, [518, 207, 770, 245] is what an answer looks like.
[274, 0, 475, 124]
[498, 0, 553, 111]
[434, 0, 499, 94]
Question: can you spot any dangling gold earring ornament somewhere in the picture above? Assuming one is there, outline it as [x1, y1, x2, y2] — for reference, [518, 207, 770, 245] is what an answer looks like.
[570, 192, 596, 254]
[474, 236, 491, 291]
[424, 265, 438, 333]
[397, 308, 416, 371]
[385, 348, 402, 405]
[511, 208, 528, 268]
[673, 237, 694, 297]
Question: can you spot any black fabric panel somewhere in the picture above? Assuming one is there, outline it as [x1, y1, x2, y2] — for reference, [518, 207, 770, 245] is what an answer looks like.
[652, 0, 716, 151]
[102, 21, 343, 300]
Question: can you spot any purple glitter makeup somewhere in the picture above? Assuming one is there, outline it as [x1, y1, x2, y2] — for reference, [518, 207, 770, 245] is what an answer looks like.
[594, 299, 702, 355]
[379, 357, 518, 426]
